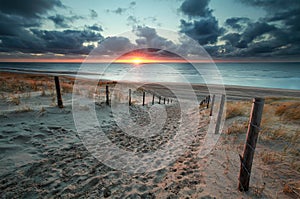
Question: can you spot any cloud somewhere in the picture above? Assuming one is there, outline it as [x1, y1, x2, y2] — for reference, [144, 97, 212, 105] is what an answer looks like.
[225, 17, 250, 31]
[180, 0, 212, 18]
[0, 0, 64, 18]
[0, 27, 104, 55]
[0, 12, 40, 37]
[134, 26, 175, 49]
[0, 0, 64, 37]
[130, 1, 136, 6]
[86, 24, 103, 32]
[177, 0, 300, 59]
[112, 7, 127, 15]
[94, 36, 134, 56]
[89, 9, 98, 19]
[242, 22, 276, 44]
[238, 0, 299, 10]
[231, 0, 300, 58]
[48, 14, 84, 28]
[180, 17, 224, 45]
[31, 29, 103, 54]
[221, 33, 245, 48]
[179, 0, 223, 46]
[106, 1, 136, 15]
[127, 16, 140, 27]
[0, 0, 105, 55]
[48, 14, 70, 28]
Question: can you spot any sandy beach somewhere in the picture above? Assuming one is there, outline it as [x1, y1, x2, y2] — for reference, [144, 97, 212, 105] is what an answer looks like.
[0, 72, 299, 198]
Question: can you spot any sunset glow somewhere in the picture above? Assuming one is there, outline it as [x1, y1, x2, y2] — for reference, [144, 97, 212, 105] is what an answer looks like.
[132, 58, 143, 65]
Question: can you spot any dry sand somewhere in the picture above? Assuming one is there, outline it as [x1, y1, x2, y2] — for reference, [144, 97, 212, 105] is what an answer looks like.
[0, 72, 299, 198]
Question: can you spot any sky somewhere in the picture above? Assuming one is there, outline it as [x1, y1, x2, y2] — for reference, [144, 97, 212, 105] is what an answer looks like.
[0, 0, 299, 62]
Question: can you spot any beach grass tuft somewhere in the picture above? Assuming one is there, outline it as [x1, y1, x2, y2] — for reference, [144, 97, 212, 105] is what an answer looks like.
[226, 121, 247, 135]
[226, 101, 250, 119]
[275, 101, 300, 121]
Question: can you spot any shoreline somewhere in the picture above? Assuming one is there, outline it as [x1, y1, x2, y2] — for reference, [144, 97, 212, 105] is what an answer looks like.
[1, 71, 300, 101]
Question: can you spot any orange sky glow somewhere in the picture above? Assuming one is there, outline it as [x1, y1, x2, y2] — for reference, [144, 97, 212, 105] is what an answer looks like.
[0, 57, 299, 63]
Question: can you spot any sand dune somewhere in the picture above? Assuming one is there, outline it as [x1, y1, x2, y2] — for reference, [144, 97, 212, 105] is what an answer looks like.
[0, 72, 299, 198]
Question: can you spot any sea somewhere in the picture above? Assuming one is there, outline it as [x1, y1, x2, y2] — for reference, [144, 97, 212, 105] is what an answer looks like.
[0, 62, 299, 90]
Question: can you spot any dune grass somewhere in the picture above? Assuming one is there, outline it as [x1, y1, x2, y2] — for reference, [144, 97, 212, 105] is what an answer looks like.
[226, 101, 250, 119]
[275, 101, 300, 121]
[226, 97, 300, 174]
[225, 121, 248, 135]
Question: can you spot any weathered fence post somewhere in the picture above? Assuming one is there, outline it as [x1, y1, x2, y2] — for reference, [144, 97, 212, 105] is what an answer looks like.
[159, 96, 161, 104]
[210, 94, 215, 116]
[238, 98, 264, 192]
[129, 89, 132, 106]
[171, 99, 173, 103]
[164, 98, 166, 104]
[168, 99, 169, 104]
[206, 95, 210, 109]
[142, 91, 145, 106]
[214, 94, 225, 134]
[54, 76, 63, 108]
[152, 94, 155, 105]
[106, 85, 109, 105]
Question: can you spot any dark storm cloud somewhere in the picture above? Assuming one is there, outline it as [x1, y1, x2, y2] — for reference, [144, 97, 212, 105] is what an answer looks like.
[221, 33, 245, 48]
[222, 21, 277, 50]
[220, 20, 280, 57]
[48, 14, 84, 28]
[179, 0, 223, 45]
[0, 0, 104, 55]
[177, 0, 300, 59]
[0, 0, 64, 18]
[225, 17, 250, 31]
[30, 29, 104, 54]
[0, 0, 105, 55]
[0, 28, 104, 54]
[0, 12, 40, 36]
[0, 30, 44, 53]
[238, 0, 299, 10]
[180, 0, 212, 18]
[230, 0, 300, 58]
[180, 17, 223, 45]
[48, 14, 69, 28]
[239, 0, 300, 31]
[242, 22, 276, 44]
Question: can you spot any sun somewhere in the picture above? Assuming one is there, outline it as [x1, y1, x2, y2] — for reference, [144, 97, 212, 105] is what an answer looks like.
[132, 58, 143, 65]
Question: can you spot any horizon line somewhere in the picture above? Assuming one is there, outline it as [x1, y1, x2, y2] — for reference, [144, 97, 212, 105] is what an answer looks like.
[0, 58, 300, 63]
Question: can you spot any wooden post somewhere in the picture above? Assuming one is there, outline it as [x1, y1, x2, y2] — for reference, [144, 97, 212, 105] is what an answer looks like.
[163, 98, 166, 104]
[167, 99, 169, 104]
[152, 94, 155, 105]
[238, 98, 264, 192]
[159, 96, 161, 104]
[210, 94, 215, 116]
[171, 99, 173, 103]
[106, 85, 109, 105]
[129, 89, 132, 106]
[54, 76, 63, 108]
[142, 91, 145, 106]
[206, 95, 210, 109]
[215, 94, 225, 134]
